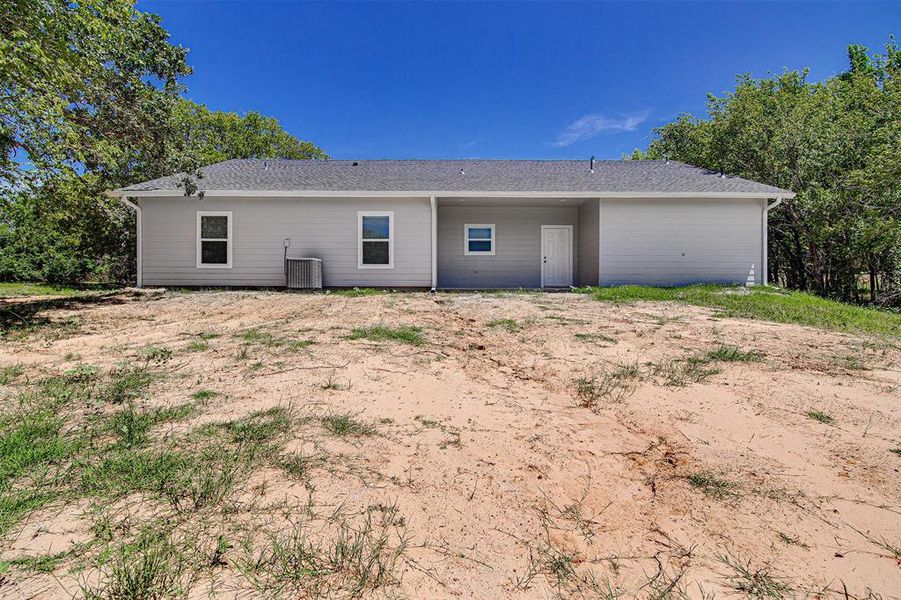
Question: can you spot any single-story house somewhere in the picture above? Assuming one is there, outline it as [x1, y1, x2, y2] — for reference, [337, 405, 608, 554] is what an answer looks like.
[108, 159, 794, 290]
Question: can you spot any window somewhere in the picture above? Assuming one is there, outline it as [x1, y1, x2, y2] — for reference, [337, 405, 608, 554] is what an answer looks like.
[196, 211, 232, 268]
[465, 224, 495, 255]
[358, 211, 394, 268]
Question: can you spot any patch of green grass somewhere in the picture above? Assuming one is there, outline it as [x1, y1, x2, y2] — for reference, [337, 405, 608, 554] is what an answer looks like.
[109, 403, 196, 448]
[239, 505, 407, 596]
[0, 282, 85, 298]
[63, 364, 99, 383]
[214, 407, 293, 445]
[140, 345, 172, 363]
[39, 374, 92, 407]
[197, 332, 220, 340]
[0, 364, 24, 385]
[829, 351, 866, 370]
[685, 472, 738, 499]
[578, 284, 901, 337]
[320, 413, 376, 437]
[81, 446, 249, 512]
[652, 358, 721, 387]
[544, 547, 578, 589]
[80, 450, 186, 498]
[347, 324, 424, 345]
[80, 528, 188, 599]
[890, 448, 901, 456]
[487, 318, 520, 332]
[100, 364, 152, 404]
[320, 374, 350, 391]
[806, 410, 834, 425]
[186, 340, 209, 352]
[717, 553, 792, 598]
[574, 332, 616, 344]
[289, 339, 315, 351]
[191, 389, 219, 402]
[705, 345, 763, 363]
[0, 490, 60, 539]
[0, 408, 79, 490]
[276, 451, 326, 480]
[240, 328, 282, 347]
[8, 551, 68, 574]
[0, 404, 84, 535]
[414, 415, 442, 428]
[574, 363, 642, 408]
[333, 287, 384, 297]
[545, 315, 590, 325]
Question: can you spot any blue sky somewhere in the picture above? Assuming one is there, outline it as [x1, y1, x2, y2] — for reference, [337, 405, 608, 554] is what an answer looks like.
[142, 1, 898, 160]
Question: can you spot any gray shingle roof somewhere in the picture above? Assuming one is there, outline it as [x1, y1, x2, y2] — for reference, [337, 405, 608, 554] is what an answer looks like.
[115, 159, 792, 196]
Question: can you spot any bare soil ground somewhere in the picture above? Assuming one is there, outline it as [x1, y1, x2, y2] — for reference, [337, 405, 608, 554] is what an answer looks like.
[1, 290, 899, 598]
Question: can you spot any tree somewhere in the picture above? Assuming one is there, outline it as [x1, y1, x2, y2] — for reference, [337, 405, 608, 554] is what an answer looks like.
[0, 0, 327, 283]
[170, 99, 328, 166]
[0, 0, 191, 187]
[636, 39, 901, 305]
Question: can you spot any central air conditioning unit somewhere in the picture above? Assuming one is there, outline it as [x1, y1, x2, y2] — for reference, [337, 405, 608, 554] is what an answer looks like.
[285, 257, 322, 289]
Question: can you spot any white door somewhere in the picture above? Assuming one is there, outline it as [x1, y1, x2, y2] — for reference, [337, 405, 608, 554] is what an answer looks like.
[541, 225, 573, 287]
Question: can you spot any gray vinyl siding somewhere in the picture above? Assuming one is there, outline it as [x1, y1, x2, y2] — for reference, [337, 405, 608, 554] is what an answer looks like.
[139, 196, 431, 287]
[577, 200, 599, 286]
[437, 205, 578, 288]
[600, 198, 764, 286]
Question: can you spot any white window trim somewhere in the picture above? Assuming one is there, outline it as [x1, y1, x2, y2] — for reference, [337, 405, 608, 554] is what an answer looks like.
[464, 223, 496, 256]
[358, 210, 394, 269]
[196, 211, 233, 269]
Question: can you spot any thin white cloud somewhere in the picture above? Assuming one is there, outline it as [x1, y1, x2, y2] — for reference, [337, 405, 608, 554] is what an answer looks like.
[551, 112, 649, 147]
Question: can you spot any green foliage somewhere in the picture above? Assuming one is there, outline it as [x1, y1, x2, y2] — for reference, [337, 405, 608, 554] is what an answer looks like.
[100, 364, 153, 404]
[0, 282, 86, 298]
[169, 99, 327, 167]
[190, 389, 218, 401]
[487, 318, 521, 332]
[109, 403, 196, 448]
[637, 39, 901, 306]
[332, 287, 384, 297]
[320, 413, 376, 437]
[347, 324, 424, 345]
[581, 285, 901, 337]
[216, 407, 292, 445]
[705, 345, 763, 363]
[0, 1, 326, 285]
[0, 404, 82, 534]
[806, 410, 834, 425]
[81, 528, 188, 600]
[685, 473, 738, 499]
[0, 364, 23, 385]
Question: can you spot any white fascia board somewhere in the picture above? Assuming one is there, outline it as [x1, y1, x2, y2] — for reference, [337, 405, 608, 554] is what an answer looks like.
[108, 189, 796, 200]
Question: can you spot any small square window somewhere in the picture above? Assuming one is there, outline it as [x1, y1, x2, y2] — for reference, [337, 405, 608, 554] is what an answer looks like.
[465, 224, 495, 255]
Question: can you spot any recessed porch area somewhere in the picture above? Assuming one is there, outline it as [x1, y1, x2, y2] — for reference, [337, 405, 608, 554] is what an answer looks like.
[436, 197, 599, 289]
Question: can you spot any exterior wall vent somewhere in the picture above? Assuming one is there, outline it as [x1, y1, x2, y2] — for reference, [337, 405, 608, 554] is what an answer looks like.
[285, 257, 323, 289]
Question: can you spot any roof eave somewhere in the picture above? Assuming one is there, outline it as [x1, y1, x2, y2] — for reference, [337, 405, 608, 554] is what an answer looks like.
[107, 189, 795, 199]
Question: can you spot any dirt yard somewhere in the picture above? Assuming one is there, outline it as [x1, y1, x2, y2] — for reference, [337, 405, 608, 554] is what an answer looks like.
[1, 290, 899, 598]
